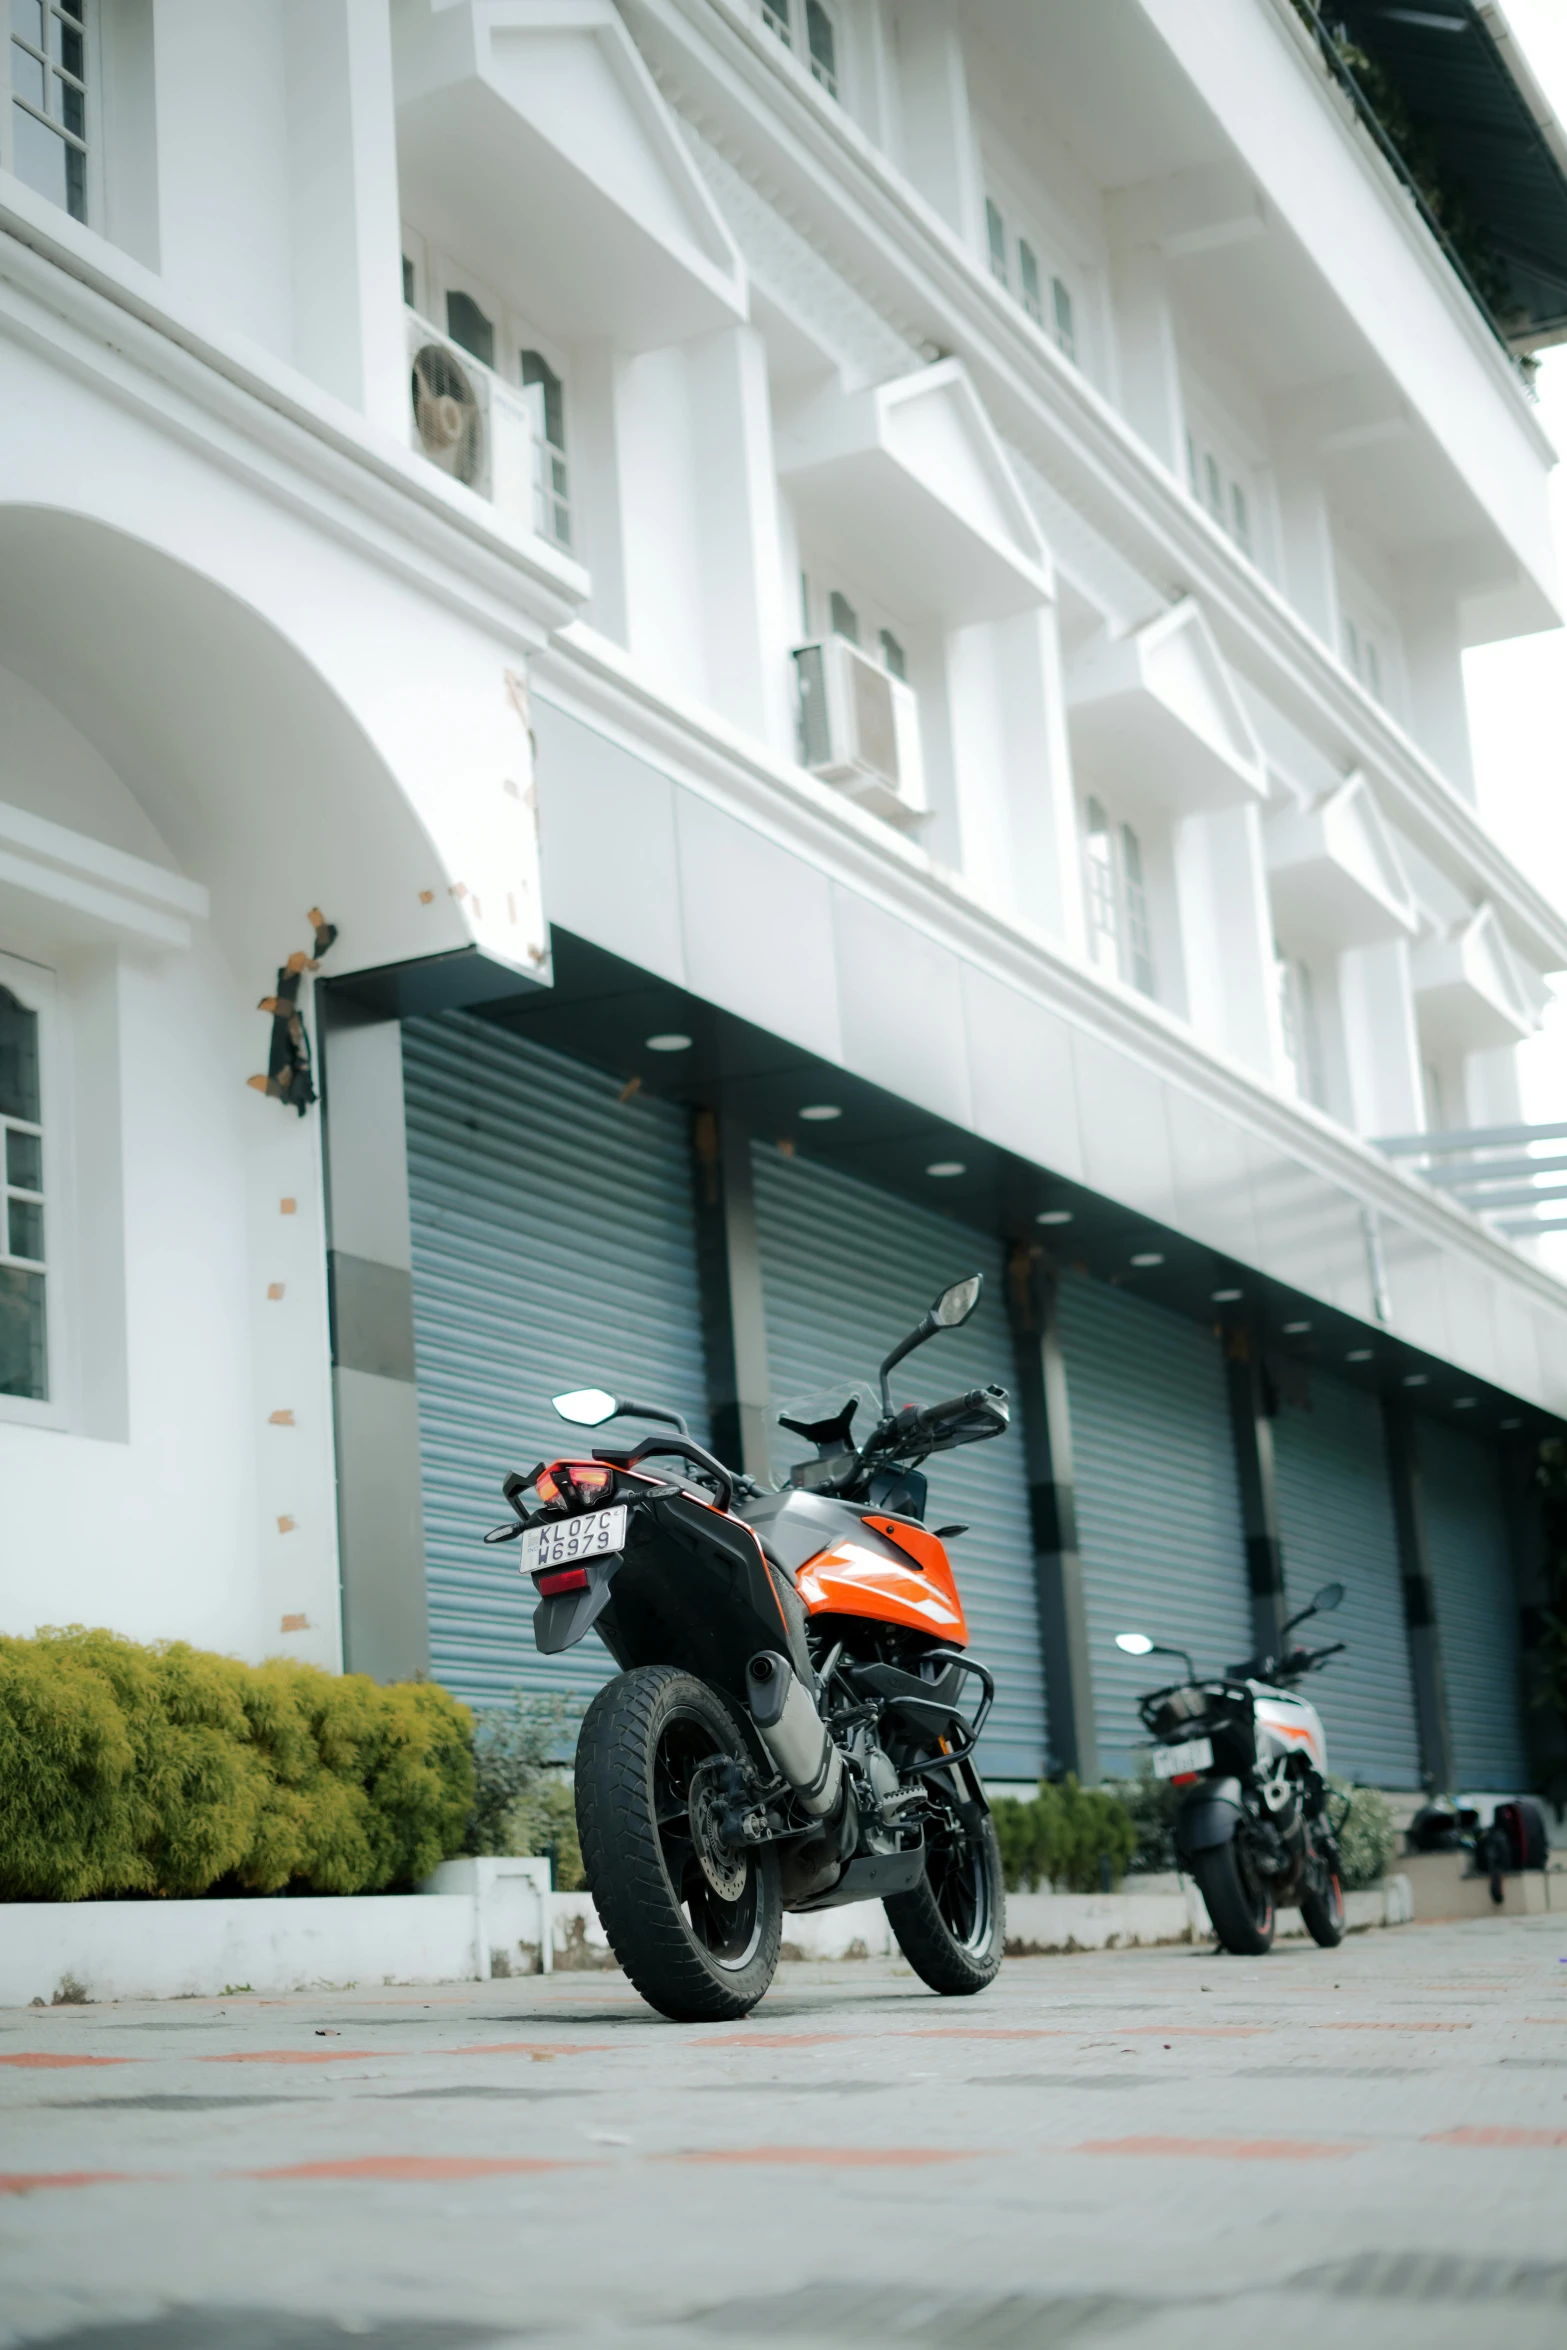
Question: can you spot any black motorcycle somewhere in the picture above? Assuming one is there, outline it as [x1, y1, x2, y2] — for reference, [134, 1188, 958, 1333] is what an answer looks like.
[1117, 1581, 1350, 1955]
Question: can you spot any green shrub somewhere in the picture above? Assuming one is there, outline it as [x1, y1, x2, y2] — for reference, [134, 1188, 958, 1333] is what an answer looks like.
[467, 1692, 584, 1891]
[991, 1776, 1138, 1894]
[0, 1627, 473, 1901]
[1105, 1762, 1181, 1876]
[1329, 1779, 1398, 1891]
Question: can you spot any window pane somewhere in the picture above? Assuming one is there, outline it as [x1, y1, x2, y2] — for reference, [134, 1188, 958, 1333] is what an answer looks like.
[60, 0, 83, 18]
[11, 39, 45, 106]
[520, 350, 564, 448]
[878, 628, 906, 682]
[0, 1265, 46, 1400]
[985, 198, 1008, 285]
[402, 254, 415, 306]
[1204, 452, 1223, 520]
[1230, 482, 1251, 555]
[58, 70, 83, 137]
[1052, 277, 1076, 362]
[445, 291, 494, 370]
[1365, 640, 1382, 700]
[828, 590, 858, 644]
[8, 1194, 43, 1262]
[762, 0, 791, 45]
[11, 100, 72, 210]
[60, 18, 83, 80]
[5, 1126, 42, 1191]
[1186, 433, 1200, 499]
[1018, 240, 1043, 324]
[10, 1, 42, 47]
[0, 988, 40, 1123]
[805, 0, 836, 94]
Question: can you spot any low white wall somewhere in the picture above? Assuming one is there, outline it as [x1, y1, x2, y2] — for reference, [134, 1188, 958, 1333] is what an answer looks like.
[0, 1858, 549, 2009]
[0, 1868, 1415, 2009]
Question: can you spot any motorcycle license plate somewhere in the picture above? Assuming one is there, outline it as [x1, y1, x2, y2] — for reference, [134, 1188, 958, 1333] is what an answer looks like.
[1152, 1735, 1214, 1780]
[522, 1506, 627, 1575]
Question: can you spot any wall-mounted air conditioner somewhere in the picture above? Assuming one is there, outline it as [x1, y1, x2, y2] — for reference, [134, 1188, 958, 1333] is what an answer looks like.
[405, 312, 534, 530]
[792, 636, 926, 821]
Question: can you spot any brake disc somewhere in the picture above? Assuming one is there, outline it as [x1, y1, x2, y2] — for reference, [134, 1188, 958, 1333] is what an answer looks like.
[689, 1757, 749, 1902]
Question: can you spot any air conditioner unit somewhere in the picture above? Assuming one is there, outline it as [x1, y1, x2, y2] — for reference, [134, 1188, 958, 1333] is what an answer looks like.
[405, 312, 534, 530]
[792, 636, 926, 821]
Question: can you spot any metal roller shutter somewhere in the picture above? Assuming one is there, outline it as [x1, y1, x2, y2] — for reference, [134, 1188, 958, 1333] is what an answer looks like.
[1272, 1376, 1421, 1788]
[750, 1145, 1048, 1783]
[1058, 1273, 1251, 1779]
[1418, 1423, 1526, 1790]
[403, 1013, 711, 1713]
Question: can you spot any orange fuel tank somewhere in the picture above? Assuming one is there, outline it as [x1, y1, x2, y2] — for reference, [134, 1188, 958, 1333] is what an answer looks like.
[795, 1513, 968, 1643]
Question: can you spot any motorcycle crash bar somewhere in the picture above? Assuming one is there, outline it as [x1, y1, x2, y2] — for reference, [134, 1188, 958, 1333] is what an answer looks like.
[746, 1651, 843, 1819]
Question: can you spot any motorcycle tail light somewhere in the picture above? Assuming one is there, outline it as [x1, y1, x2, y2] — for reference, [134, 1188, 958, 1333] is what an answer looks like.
[534, 1470, 561, 1505]
[536, 1564, 591, 1597]
[565, 1463, 614, 1501]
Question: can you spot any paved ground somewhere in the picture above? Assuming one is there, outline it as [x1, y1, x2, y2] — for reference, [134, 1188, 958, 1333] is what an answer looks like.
[2, 1914, 1566, 2350]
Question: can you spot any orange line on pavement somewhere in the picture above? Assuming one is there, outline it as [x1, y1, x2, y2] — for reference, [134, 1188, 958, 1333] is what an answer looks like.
[199, 2050, 381, 2065]
[694, 2034, 854, 2048]
[0, 2053, 133, 2069]
[1075, 2135, 1357, 2162]
[661, 2147, 982, 2167]
[0, 2171, 155, 2194]
[1315, 2021, 1471, 2033]
[447, 2043, 611, 2059]
[1425, 2127, 1567, 2150]
[241, 2156, 592, 2182]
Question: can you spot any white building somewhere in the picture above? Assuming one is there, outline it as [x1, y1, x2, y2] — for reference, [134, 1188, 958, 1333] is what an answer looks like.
[5, 0, 1567, 1798]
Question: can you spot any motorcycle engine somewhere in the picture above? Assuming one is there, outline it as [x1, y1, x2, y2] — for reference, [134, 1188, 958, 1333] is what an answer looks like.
[847, 1722, 914, 1855]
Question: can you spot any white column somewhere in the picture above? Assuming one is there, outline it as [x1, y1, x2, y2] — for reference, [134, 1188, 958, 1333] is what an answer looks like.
[886, 0, 984, 251]
[1274, 452, 1342, 651]
[688, 326, 795, 757]
[1400, 575, 1477, 801]
[1339, 939, 1425, 1137]
[1106, 241, 1186, 481]
[1172, 804, 1281, 1077]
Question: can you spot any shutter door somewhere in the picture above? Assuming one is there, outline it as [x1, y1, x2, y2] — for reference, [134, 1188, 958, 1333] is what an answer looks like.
[1058, 1274, 1251, 1780]
[1418, 1422, 1526, 1789]
[403, 1013, 711, 1713]
[750, 1146, 1048, 1783]
[1272, 1375, 1421, 1788]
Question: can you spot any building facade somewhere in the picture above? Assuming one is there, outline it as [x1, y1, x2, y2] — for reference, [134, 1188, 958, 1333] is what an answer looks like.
[5, 0, 1567, 1796]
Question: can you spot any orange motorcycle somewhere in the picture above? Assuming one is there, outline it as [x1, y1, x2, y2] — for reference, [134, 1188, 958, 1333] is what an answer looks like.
[488, 1274, 1010, 2021]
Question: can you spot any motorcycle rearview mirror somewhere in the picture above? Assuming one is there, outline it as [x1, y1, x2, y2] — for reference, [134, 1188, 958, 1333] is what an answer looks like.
[552, 1388, 620, 1427]
[1116, 1630, 1199, 1680]
[878, 1272, 985, 1412]
[1313, 1580, 1345, 1614]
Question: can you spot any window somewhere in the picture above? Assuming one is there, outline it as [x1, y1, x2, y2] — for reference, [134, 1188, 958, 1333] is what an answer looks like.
[1082, 800, 1156, 997]
[986, 199, 1009, 287]
[0, 973, 48, 1403]
[446, 290, 494, 371]
[4, 0, 89, 223]
[1051, 275, 1076, 364]
[1276, 947, 1322, 1105]
[762, 0, 790, 43]
[521, 350, 570, 550]
[1187, 429, 1257, 564]
[878, 628, 906, 682]
[1018, 238, 1042, 324]
[828, 589, 859, 645]
[804, 0, 837, 96]
[1342, 613, 1387, 703]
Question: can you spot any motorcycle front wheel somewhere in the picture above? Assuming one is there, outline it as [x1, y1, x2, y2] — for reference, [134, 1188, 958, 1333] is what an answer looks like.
[1193, 1837, 1275, 1956]
[885, 1805, 1005, 1995]
[1300, 1859, 1346, 1948]
[575, 1664, 782, 2023]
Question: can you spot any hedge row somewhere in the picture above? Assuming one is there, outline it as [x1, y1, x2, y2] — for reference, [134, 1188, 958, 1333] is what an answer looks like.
[0, 1627, 473, 1901]
[991, 1776, 1139, 1895]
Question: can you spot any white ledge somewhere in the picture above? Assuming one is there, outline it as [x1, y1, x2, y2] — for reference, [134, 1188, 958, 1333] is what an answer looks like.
[0, 798, 208, 951]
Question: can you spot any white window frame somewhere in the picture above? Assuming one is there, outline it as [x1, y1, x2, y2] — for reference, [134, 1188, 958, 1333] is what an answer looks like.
[1081, 798, 1156, 999]
[983, 182, 1084, 369]
[756, 0, 844, 105]
[1, 0, 100, 227]
[1275, 944, 1324, 1107]
[0, 950, 66, 1431]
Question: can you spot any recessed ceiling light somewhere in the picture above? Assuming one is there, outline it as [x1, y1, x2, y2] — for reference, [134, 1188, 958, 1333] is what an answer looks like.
[1500, 1417, 1521, 1431]
[1283, 1321, 1311, 1336]
[1036, 1209, 1073, 1226]
[926, 1161, 965, 1179]
[645, 1032, 691, 1053]
[799, 1104, 841, 1122]
[1211, 1288, 1243, 1303]
[1402, 1373, 1428, 1388]
[1131, 1252, 1164, 1269]
[1346, 1348, 1373, 1363]
[1453, 1396, 1477, 1410]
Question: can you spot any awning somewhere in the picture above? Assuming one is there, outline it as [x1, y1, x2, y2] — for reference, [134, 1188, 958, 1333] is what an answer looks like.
[1265, 771, 1417, 947]
[1065, 599, 1267, 816]
[1329, 1, 1567, 349]
[1413, 902, 1537, 1049]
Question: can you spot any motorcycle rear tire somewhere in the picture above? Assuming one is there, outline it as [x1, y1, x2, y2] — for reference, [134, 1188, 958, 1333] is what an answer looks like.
[575, 1664, 782, 2023]
[884, 1812, 1005, 1995]
[1193, 1839, 1275, 1957]
[1300, 1868, 1346, 1949]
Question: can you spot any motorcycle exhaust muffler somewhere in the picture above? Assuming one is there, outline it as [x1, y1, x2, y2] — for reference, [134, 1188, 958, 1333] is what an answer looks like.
[746, 1651, 843, 1819]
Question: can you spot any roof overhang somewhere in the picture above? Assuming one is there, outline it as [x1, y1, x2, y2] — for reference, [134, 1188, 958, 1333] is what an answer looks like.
[1332, 0, 1567, 350]
[776, 360, 1054, 624]
[392, 0, 746, 349]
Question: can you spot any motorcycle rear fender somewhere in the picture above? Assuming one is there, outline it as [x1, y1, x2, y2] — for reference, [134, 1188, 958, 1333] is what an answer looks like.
[1177, 1775, 1245, 1857]
[533, 1556, 620, 1655]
